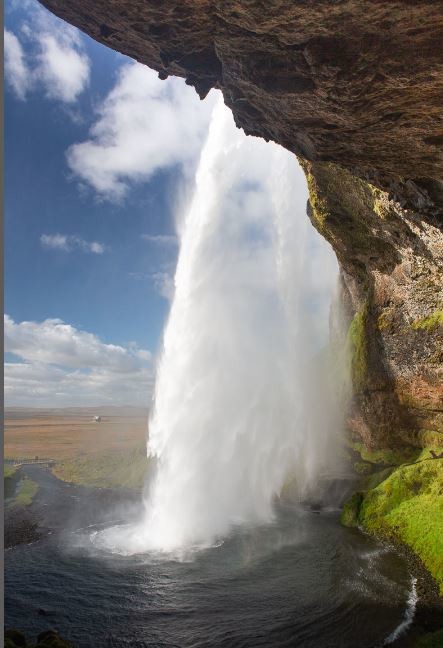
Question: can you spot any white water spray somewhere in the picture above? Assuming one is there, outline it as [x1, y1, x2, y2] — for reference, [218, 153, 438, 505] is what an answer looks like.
[94, 96, 340, 555]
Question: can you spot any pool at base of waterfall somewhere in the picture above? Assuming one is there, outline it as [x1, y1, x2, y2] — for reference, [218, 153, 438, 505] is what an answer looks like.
[5, 496, 415, 648]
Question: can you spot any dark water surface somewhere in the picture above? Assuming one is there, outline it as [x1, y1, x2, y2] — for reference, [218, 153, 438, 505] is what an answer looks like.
[5, 468, 413, 648]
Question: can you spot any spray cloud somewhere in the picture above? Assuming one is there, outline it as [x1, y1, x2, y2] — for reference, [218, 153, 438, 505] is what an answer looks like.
[93, 95, 340, 555]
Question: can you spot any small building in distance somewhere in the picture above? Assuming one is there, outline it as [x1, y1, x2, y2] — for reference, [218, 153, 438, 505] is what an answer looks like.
[93, 416, 101, 423]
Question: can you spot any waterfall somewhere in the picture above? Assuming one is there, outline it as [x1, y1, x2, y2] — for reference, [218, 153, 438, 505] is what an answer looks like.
[94, 95, 340, 555]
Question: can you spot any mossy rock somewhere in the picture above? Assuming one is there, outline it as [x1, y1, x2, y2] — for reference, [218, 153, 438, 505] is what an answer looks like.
[4, 629, 75, 648]
[364, 467, 395, 490]
[349, 439, 419, 466]
[358, 459, 443, 594]
[354, 461, 373, 476]
[341, 492, 363, 527]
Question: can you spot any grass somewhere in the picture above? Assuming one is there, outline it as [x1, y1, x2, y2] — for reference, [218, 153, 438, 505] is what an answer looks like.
[4, 409, 149, 490]
[53, 445, 150, 490]
[4, 410, 148, 461]
[5, 463, 22, 500]
[342, 458, 443, 594]
[4, 464, 17, 479]
[13, 477, 39, 507]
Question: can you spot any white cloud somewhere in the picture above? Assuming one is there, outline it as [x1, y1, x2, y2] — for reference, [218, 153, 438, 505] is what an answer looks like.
[36, 33, 90, 103]
[66, 62, 215, 201]
[4, 315, 154, 406]
[4, 29, 30, 99]
[40, 233, 105, 254]
[4, 3, 90, 105]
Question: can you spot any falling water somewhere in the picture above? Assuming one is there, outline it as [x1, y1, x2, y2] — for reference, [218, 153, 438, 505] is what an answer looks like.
[94, 95, 340, 555]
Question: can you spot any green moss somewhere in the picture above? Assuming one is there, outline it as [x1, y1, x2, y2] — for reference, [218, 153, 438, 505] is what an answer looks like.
[412, 309, 443, 331]
[364, 467, 395, 490]
[349, 439, 419, 465]
[348, 305, 368, 392]
[13, 477, 39, 507]
[358, 459, 443, 594]
[354, 461, 373, 475]
[416, 430, 443, 450]
[341, 492, 363, 527]
[303, 167, 330, 231]
[415, 630, 443, 647]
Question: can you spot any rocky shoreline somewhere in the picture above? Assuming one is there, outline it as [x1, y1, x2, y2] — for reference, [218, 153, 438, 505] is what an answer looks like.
[391, 542, 443, 646]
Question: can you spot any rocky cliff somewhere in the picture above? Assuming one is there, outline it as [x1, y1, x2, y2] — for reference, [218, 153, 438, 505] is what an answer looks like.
[39, 0, 443, 451]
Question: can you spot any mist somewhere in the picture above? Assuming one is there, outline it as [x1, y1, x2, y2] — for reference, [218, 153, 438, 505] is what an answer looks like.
[93, 94, 343, 555]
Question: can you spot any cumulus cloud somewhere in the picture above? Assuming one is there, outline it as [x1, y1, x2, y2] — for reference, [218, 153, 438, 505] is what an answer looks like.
[4, 3, 90, 104]
[4, 29, 30, 99]
[4, 315, 154, 406]
[40, 233, 105, 254]
[66, 62, 215, 201]
[35, 32, 90, 103]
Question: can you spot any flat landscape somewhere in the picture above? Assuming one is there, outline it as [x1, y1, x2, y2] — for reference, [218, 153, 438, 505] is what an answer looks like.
[4, 407, 150, 489]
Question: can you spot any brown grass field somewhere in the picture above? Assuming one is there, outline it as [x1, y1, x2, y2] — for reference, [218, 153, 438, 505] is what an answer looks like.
[4, 407, 150, 489]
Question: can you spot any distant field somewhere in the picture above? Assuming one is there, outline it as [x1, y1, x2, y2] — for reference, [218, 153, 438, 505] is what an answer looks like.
[4, 407, 150, 490]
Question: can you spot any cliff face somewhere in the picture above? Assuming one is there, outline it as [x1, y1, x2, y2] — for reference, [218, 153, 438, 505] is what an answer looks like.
[39, 0, 443, 449]
[304, 161, 442, 449]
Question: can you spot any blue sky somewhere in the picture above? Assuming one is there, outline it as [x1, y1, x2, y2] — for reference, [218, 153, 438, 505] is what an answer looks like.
[4, 0, 338, 408]
[4, 0, 213, 406]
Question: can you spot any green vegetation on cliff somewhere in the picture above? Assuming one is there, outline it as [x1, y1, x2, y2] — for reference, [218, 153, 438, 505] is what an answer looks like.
[412, 309, 443, 332]
[348, 439, 420, 466]
[341, 457, 443, 594]
[348, 306, 368, 392]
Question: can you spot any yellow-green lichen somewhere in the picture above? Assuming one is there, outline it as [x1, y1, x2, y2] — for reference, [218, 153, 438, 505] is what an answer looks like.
[377, 308, 394, 331]
[411, 309, 443, 331]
